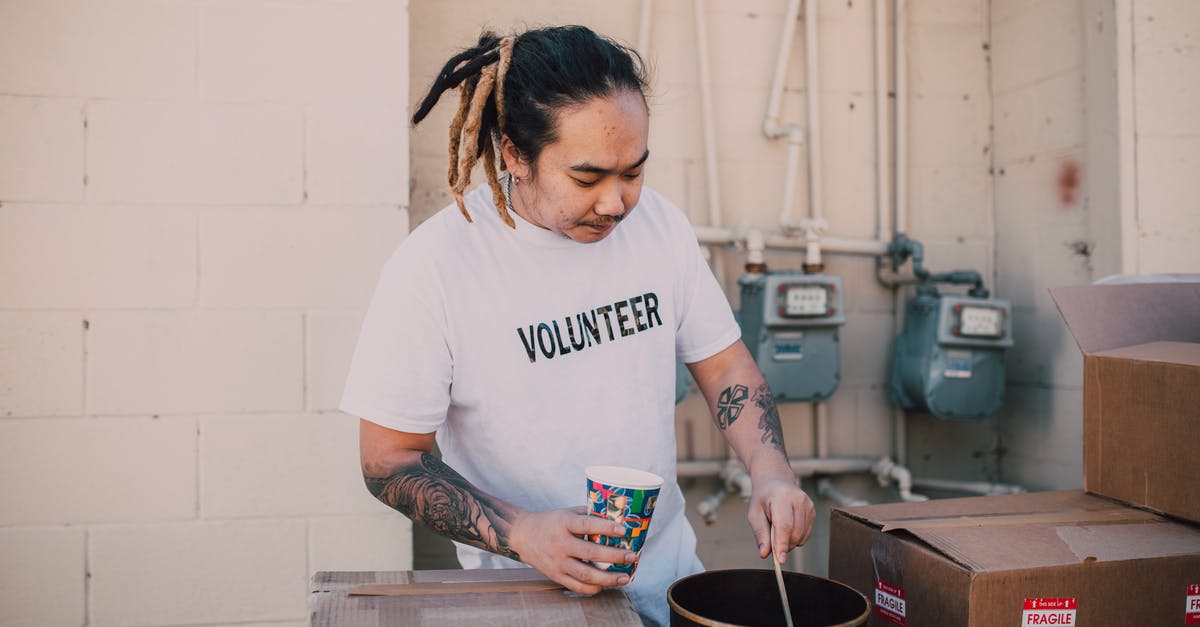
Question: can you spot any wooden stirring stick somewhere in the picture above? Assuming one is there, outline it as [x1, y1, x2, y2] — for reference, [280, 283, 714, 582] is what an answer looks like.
[771, 527, 795, 627]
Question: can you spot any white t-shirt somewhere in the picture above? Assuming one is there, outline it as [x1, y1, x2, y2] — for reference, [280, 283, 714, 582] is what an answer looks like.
[341, 183, 740, 625]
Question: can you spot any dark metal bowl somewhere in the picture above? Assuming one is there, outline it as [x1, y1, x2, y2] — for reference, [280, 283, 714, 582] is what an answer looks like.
[668, 569, 870, 627]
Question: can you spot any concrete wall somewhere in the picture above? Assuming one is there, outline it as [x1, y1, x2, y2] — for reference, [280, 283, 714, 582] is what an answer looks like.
[988, 0, 1090, 491]
[1127, 0, 1200, 272]
[988, 0, 1200, 494]
[0, 1, 412, 625]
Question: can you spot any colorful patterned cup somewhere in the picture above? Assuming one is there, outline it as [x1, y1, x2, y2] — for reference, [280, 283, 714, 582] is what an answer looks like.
[584, 465, 663, 575]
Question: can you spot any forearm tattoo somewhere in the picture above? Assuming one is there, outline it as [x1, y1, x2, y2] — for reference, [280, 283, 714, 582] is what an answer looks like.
[364, 453, 521, 561]
[716, 384, 749, 429]
[751, 383, 786, 454]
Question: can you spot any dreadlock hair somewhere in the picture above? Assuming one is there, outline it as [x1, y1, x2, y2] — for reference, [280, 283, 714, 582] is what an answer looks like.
[412, 25, 649, 228]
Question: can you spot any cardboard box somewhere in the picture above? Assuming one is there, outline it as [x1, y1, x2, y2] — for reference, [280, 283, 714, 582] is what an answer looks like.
[310, 568, 642, 626]
[829, 490, 1200, 626]
[1051, 282, 1200, 522]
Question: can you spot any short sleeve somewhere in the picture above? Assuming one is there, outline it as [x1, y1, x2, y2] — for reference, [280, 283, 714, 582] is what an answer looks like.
[665, 201, 741, 364]
[340, 239, 453, 434]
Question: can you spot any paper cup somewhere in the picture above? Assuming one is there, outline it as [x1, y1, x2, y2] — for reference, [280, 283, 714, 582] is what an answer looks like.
[585, 465, 664, 575]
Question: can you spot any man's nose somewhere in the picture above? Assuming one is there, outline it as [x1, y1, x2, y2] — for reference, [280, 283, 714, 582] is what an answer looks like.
[594, 185, 625, 217]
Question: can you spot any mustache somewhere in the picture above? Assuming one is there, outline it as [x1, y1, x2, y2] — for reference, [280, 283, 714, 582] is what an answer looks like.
[584, 214, 625, 227]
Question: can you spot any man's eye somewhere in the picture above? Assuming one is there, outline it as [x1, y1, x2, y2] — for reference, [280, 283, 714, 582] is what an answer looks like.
[623, 171, 643, 180]
[573, 178, 599, 187]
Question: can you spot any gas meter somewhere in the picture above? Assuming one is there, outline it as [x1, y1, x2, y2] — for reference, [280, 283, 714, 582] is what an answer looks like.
[738, 272, 846, 401]
[887, 234, 1014, 420]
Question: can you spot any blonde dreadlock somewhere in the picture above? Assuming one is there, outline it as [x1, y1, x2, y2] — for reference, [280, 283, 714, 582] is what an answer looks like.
[444, 36, 516, 228]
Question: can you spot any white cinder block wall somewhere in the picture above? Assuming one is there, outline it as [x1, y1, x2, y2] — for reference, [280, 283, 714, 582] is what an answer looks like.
[3, 0, 1195, 623]
[0, 1, 413, 626]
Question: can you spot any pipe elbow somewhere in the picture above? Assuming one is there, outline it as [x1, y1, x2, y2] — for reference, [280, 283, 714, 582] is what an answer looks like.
[746, 229, 766, 267]
[720, 462, 754, 498]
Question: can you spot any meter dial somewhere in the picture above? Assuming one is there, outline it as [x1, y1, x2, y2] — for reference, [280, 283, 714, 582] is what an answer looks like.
[958, 305, 1004, 338]
[780, 285, 829, 317]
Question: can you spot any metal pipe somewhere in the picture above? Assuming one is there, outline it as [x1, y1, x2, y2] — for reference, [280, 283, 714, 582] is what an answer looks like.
[803, 0, 823, 225]
[638, 0, 654, 55]
[894, 0, 908, 234]
[692, 225, 889, 256]
[872, 457, 927, 502]
[721, 461, 754, 497]
[696, 487, 728, 525]
[745, 229, 766, 268]
[694, 0, 722, 228]
[874, 0, 892, 242]
[676, 456, 878, 479]
[911, 477, 1026, 496]
[892, 0, 910, 467]
[815, 402, 829, 458]
[764, 0, 803, 137]
[818, 478, 870, 508]
[779, 128, 805, 226]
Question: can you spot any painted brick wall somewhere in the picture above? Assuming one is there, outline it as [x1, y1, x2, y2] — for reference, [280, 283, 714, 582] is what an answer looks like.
[989, 0, 1200, 492]
[0, 1, 412, 625]
[1131, 0, 1200, 272]
[987, 0, 1090, 491]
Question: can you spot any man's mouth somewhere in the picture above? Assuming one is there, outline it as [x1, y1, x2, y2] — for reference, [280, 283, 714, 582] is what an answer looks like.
[583, 216, 624, 229]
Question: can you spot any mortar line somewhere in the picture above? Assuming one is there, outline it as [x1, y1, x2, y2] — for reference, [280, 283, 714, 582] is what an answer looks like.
[302, 311, 310, 413]
[83, 527, 91, 626]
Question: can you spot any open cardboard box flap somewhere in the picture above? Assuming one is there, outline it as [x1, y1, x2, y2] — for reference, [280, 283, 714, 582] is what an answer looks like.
[1049, 280, 1200, 523]
[1049, 281, 1200, 354]
[829, 491, 1200, 626]
[837, 491, 1196, 574]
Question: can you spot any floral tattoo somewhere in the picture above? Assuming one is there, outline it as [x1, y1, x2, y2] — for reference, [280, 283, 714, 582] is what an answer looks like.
[751, 383, 786, 454]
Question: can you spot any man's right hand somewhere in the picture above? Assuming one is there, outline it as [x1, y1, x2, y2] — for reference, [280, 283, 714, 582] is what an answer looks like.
[509, 506, 638, 595]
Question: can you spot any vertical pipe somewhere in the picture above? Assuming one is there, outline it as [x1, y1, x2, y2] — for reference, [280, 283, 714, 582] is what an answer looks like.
[892, 0, 909, 466]
[765, 0, 803, 136]
[815, 402, 829, 458]
[874, 0, 892, 241]
[780, 129, 805, 226]
[694, 0, 722, 229]
[804, 0, 823, 223]
[638, 0, 654, 57]
[894, 0, 908, 234]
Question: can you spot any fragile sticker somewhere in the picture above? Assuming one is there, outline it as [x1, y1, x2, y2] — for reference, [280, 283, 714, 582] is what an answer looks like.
[1187, 583, 1200, 625]
[874, 578, 906, 625]
[1022, 598, 1077, 626]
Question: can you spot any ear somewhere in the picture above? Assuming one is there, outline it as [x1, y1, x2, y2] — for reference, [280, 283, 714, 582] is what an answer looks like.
[499, 135, 531, 180]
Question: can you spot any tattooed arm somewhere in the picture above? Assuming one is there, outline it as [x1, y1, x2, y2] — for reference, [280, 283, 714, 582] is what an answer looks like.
[687, 340, 816, 563]
[358, 419, 636, 594]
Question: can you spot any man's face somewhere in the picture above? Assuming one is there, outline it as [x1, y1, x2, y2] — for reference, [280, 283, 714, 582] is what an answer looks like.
[503, 89, 650, 244]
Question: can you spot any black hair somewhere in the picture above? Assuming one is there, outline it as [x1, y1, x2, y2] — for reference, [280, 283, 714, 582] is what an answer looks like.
[413, 25, 649, 168]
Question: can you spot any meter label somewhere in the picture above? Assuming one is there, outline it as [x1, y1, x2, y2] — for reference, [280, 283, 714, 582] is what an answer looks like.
[959, 305, 1003, 337]
[1022, 598, 1076, 626]
[1187, 583, 1200, 624]
[944, 349, 973, 379]
[874, 579, 906, 625]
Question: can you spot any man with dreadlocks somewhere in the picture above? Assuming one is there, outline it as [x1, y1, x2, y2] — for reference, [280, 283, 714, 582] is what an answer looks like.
[342, 25, 814, 625]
